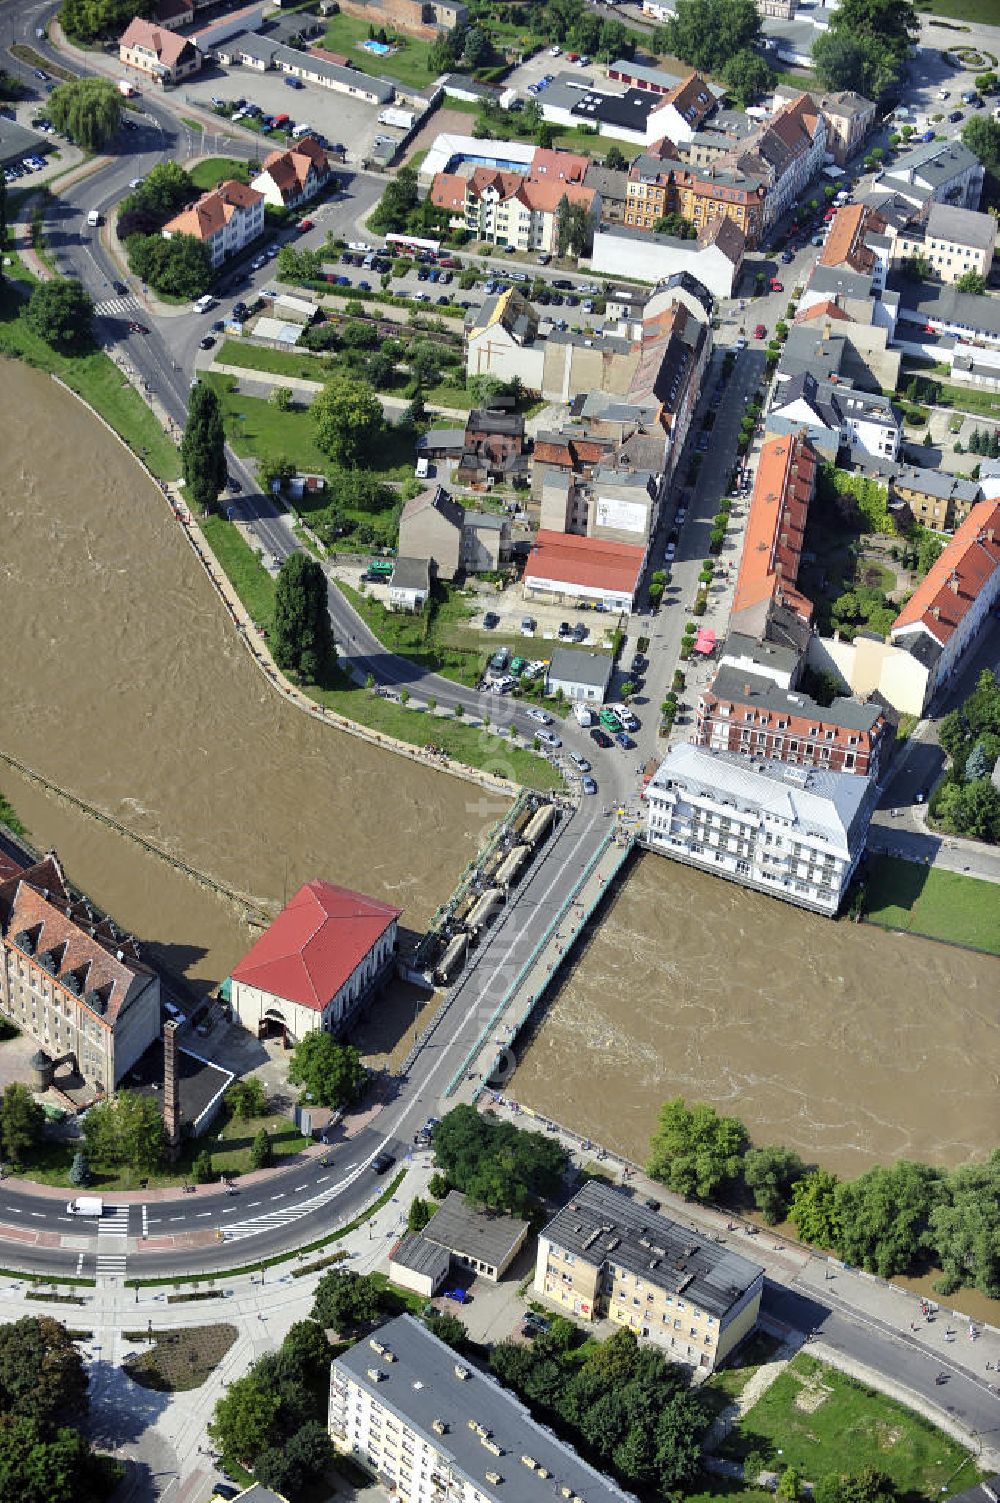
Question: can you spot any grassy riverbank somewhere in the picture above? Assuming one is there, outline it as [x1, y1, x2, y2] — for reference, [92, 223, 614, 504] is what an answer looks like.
[863, 855, 1000, 955]
[196, 518, 560, 791]
[0, 285, 181, 482]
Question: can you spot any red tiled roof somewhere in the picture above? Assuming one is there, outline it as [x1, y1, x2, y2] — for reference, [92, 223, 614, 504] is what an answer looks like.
[732, 434, 817, 623]
[530, 147, 590, 184]
[796, 298, 851, 323]
[430, 172, 468, 211]
[164, 179, 262, 241]
[525, 531, 645, 596]
[230, 880, 402, 1011]
[120, 16, 192, 66]
[891, 500, 1000, 646]
[259, 138, 330, 202]
[0, 855, 151, 1028]
[519, 178, 595, 215]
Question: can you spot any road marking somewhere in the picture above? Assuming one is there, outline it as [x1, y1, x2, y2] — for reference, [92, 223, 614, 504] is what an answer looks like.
[29, 1211, 43, 1218]
[75, 1252, 84, 1275]
[270, 1193, 285, 1201]
[247, 1200, 261, 1207]
[7, 1207, 22, 1214]
[169, 1216, 183, 1222]
[195, 1211, 211, 1218]
[141, 1205, 148, 1238]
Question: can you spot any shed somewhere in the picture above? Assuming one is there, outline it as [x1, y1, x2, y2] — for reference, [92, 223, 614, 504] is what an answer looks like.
[389, 556, 431, 612]
[545, 648, 614, 704]
[423, 1190, 530, 1282]
[389, 1232, 451, 1298]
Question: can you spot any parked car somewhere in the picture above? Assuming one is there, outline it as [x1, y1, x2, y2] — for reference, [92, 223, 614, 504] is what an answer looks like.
[570, 753, 591, 772]
[590, 727, 612, 748]
[753, 323, 767, 339]
[769, 278, 784, 292]
[581, 775, 597, 795]
[483, 611, 500, 629]
[615, 732, 635, 750]
[372, 1151, 395, 1174]
[537, 729, 562, 748]
[199, 334, 215, 349]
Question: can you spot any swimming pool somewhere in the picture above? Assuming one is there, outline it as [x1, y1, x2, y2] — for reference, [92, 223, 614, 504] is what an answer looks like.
[362, 39, 392, 54]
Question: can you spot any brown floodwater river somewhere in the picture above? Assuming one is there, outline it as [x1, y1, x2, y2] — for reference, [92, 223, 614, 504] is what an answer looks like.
[2, 361, 998, 1180]
[513, 851, 1000, 1176]
[0, 362, 482, 992]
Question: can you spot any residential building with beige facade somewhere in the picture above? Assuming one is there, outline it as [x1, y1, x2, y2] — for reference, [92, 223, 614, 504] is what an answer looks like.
[892, 202, 997, 284]
[816, 91, 875, 165]
[891, 463, 981, 532]
[535, 1180, 764, 1371]
[0, 853, 161, 1094]
[162, 180, 264, 268]
[119, 16, 201, 84]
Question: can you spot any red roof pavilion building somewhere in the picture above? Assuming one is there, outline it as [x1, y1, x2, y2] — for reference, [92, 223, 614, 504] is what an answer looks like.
[229, 880, 401, 1043]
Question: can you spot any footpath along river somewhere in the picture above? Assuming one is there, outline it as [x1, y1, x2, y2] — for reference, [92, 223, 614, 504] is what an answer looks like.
[0, 362, 483, 990]
[2, 362, 998, 1179]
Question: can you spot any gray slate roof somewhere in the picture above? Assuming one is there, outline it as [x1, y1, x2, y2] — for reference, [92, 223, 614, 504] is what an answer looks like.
[546, 648, 614, 691]
[335, 1315, 639, 1503]
[390, 1231, 451, 1281]
[391, 556, 431, 591]
[892, 463, 980, 503]
[423, 1191, 528, 1268]
[541, 1180, 763, 1320]
[901, 283, 1000, 338]
[925, 202, 997, 252]
[708, 665, 885, 733]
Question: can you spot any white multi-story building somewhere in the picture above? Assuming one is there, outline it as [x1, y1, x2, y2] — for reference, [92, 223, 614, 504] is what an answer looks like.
[644, 744, 876, 916]
[330, 1316, 640, 1503]
[162, 180, 264, 268]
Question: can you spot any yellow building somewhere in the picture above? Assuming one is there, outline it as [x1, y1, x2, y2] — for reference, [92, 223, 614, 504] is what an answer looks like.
[891, 464, 981, 532]
[534, 1180, 763, 1372]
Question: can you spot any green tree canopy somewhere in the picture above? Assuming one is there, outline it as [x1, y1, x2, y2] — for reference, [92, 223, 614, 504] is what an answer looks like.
[0, 1084, 45, 1165]
[25, 279, 93, 352]
[127, 232, 212, 298]
[81, 1091, 167, 1174]
[722, 48, 773, 106]
[271, 552, 336, 683]
[46, 77, 121, 150]
[0, 1317, 88, 1431]
[744, 1144, 806, 1224]
[60, 0, 154, 43]
[180, 380, 227, 514]
[369, 165, 420, 234]
[0, 1416, 98, 1503]
[826, 0, 917, 63]
[811, 31, 900, 97]
[661, 0, 761, 73]
[311, 1268, 385, 1334]
[647, 1096, 749, 1199]
[954, 270, 987, 295]
[311, 374, 384, 466]
[209, 1372, 282, 1462]
[604, 145, 628, 171]
[929, 1150, 1000, 1297]
[431, 1104, 568, 1215]
[287, 1032, 366, 1109]
[789, 1167, 840, 1246]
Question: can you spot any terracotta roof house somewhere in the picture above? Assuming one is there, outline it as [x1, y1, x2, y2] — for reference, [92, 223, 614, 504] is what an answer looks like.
[251, 137, 334, 210]
[162, 180, 264, 268]
[0, 853, 161, 1093]
[523, 530, 646, 613]
[229, 880, 401, 1043]
[119, 16, 201, 84]
[890, 500, 1000, 700]
[731, 433, 818, 640]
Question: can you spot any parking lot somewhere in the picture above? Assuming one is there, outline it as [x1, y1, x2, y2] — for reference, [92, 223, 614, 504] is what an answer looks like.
[179, 64, 385, 165]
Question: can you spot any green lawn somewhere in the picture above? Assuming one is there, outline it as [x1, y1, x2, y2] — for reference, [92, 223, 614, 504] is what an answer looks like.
[321, 15, 437, 89]
[916, 0, 1000, 22]
[932, 382, 1000, 419]
[206, 1111, 310, 1175]
[306, 677, 562, 792]
[443, 97, 643, 161]
[0, 287, 181, 482]
[216, 337, 332, 384]
[724, 1353, 977, 1496]
[188, 157, 251, 191]
[862, 856, 1000, 956]
[200, 515, 276, 627]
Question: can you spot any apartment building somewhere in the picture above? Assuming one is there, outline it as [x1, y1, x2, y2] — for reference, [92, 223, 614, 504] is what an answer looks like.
[162, 180, 264, 268]
[891, 463, 981, 532]
[731, 432, 818, 640]
[695, 666, 894, 777]
[879, 139, 984, 213]
[644, 744, 877, 916]
[397, 487, 512, 578]
[251, 137, 334, 209]
[432, 160, 599, 255]
[890, 500, 1000, 702]
[892, 202, 997, 285]
[769, 370, 901, 462]
[228, 879, 401, 1044]
[119, 16, 201, 84]
[816, 91, 875, 166]
[0, 853, 161, 1093]
[623, 153, 767, 249]
[330, 1315, 639, 1503]
[739, 94, 827, 230]
[535, 1180, 764, 1371]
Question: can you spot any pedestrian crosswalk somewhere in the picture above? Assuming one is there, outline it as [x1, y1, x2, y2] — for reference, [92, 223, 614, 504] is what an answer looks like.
[96, 1205, 129, 1282]
[222, 1154, 381, 1244]
[93, 293, 143, 320]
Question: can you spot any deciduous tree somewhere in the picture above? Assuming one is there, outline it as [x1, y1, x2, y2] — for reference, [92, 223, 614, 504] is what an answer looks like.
[0, 1084, 45, 1165]
[287, 1032, 366, 1109]
[46, 77, 121, 150]
[0, 1317, 88, 1430]
[270, 552, 336, 683]
[744, 1144, 806, 1223]
[81, 1090, 167, 1174]
[647, 1096, 749, 1199]
[311, 1268, 384, 1334]
[180, 380, 227, 513]
[209, 1373, 281, 1462]
[25, 279, 93, 352]
[789, 1167, 840, 1247]
[312, 374, 384, 466]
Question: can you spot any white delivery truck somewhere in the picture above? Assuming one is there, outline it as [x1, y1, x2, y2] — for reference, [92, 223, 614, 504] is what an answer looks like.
[378, 107, 416, 130]
[573, 704, 594, 727]
[66, 1197, 104, 1217]
[86, 209, 101, 227]
[118, 79, 138, 97]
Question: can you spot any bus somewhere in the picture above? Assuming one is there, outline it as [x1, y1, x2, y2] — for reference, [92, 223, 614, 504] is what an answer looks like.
[365, 559, 393, 579]
[385, 232, 441, 257]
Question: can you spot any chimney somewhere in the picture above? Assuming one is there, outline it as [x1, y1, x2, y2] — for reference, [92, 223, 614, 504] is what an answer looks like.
[163, 1018, 182, 1161]
[949, 572, 960, 594]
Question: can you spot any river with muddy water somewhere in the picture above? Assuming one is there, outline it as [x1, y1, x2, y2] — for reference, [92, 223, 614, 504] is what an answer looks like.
[0, 362, 484, 992]
[2, 360, 998, 1180]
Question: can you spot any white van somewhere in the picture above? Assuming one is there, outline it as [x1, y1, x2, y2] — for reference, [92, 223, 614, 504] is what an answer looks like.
[67, 1197, 103, 1217]
[573, 704, 594, 727]
[415, 456, 430, 479]
[193, 294, 215, 314]
[291, 122, 312, 139]
[86, 209, 101, 227]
